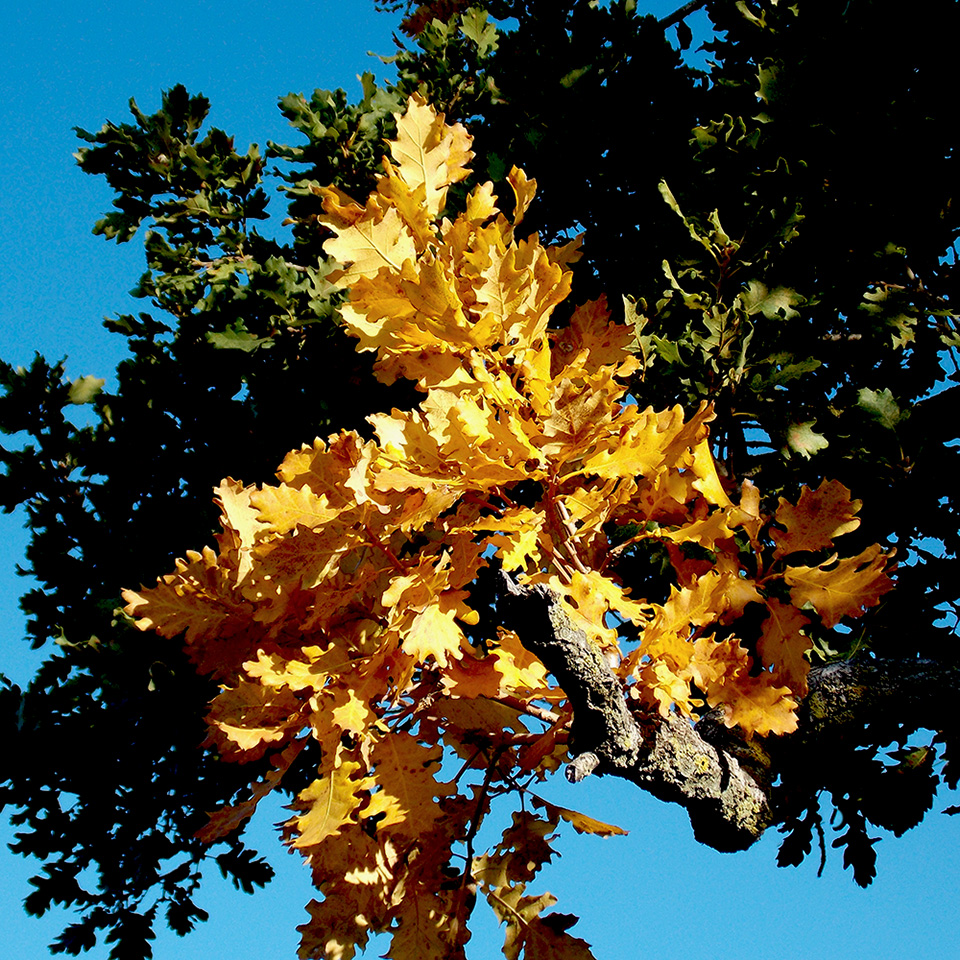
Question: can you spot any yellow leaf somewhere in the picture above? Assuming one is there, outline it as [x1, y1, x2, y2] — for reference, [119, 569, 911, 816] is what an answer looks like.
[549, 295, 633, 376]
[712, 673, 799, 738]
[362, 733, 455, 836]
[388, 94, 473, 219]
[297, 894, 370, 960]
[250, 483, 340, 535]
[690, 637, 798, 737]
[401, 601, 465, 668]
[757, 598, 812, 694]
[289, 760, 368, 849]
[731, 478, 763, 542]
[324, 205, 417, 284]
[121, 554, 249, 644]
[206, 679, 303, 758]
[784, 543, 895, 628]
[530, 794, 627, 836]
[195, 738, 305, 843]
[507, 165, 537, 225]
[465, 180, 499, 222]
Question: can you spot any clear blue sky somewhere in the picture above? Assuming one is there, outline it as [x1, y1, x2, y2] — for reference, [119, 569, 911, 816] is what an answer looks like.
[1, 3, 958, 959]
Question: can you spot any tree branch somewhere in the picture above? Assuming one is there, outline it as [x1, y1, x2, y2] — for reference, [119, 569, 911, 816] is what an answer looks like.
[497, 571, 770, 851]
[496, 572, 960, 854]
[658, 0, 709, 29]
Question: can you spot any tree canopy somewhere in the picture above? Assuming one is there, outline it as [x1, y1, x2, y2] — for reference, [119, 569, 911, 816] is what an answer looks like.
[1, 1, 958, 958]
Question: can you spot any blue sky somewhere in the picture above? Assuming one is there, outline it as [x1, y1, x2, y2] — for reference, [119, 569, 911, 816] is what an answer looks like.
[2, 2, 958, 959]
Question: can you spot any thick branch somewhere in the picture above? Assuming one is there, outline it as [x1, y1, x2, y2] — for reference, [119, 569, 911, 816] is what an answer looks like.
[497, 572, 769, 851]
[496, 573, 960, 854]
[800, 658, 960, 738]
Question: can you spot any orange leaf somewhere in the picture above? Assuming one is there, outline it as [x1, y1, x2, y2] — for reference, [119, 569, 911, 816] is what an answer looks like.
[784, 543, 895, 628]
[757, 599, 812, 694]
[362, 734, 455, 836]
[771, 479, 861, 559]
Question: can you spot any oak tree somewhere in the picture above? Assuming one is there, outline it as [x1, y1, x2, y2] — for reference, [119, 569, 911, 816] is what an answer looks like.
[2, 1, 958, 957]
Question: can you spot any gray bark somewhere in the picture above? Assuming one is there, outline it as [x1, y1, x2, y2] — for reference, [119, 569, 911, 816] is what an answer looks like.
[497, 571, 958, 853]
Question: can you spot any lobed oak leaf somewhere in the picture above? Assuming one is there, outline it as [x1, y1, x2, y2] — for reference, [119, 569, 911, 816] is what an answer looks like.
[519, 914, 597, 960]
[388, 94, 473, 219]
[327, 683, 380, 739]
[424, 695, 530, 754]
[784, 543, 895, 628]
[659, 507, 737, 551]
[784, 419, 829, 459]
[362, 733, 455, 837]
[206, 679, 304, 758]
[474, 237, 535, 334]
[243, 645, 351, 693]
[711, 673, 799, 738]
[465, 179, 498, 222]
[579, 403, 689, 480]
[121, 567, 249, 645]
[377, 160, 436, 248]
[688, 437, 733, 507]
[400, 601, 467, 668]
[388, 891, 468, 960]
[313, 183, 370, 228]
[489, 627, 554, 699]
[633, 657, 700, 718]
[540, 378, 613, 459]
[288, 760, 369, 850]
[214, 478, 270, 583]
[249, 521, 358, 596]
[730, 478, 763, 543]
[690, 637, 798, 737]
[275, 432, 376, 503]
[471, 507, 545, 572]
[297, 891, 372, 960]
[549, 295, 633, 377]
[324, 205, 417, 285]
[507, 166, 537, 226]
[545, 233, 584, 269]
[757, 598, 813, 694]
[771, 479, 862, 559]
[250, 483, 341, 535]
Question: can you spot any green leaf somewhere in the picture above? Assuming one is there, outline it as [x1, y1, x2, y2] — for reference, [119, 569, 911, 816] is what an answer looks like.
[740, 280, 803, 320]
[67, 376, 106, 405]
[206, 322, 273, 353]
[784, 421, 828, 459]
[460, 7, 499, 57]
[857, 387, 906, 430]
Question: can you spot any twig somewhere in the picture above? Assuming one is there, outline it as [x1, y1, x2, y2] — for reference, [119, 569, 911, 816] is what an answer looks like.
[659, 0, 710, 29]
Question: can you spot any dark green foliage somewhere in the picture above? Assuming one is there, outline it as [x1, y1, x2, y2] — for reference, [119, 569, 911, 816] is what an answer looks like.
[1, 78, 411, 958]
[2, 0, 959, 952]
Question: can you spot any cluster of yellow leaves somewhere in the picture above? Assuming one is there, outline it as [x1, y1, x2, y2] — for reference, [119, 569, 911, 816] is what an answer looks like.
[123, 96, 894, 960]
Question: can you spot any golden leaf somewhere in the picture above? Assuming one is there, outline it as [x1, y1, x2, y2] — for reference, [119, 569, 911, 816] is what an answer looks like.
[289, 760, 369, 850]
[772, 479, 862, 559]
[690, 637, 798, 737]
[324, 205, 417, 284]
[757, 598, 813, 694]
[206, 679, 304, 758]
[507, 165, 537, 225]
[388, 93, 473, 219]
[250, 483, 341, 535]
[362, 734, 455, 836]
[194, 738, 306, 843]
[784, 543, 895, 628]
[530, 794, 627, 836]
